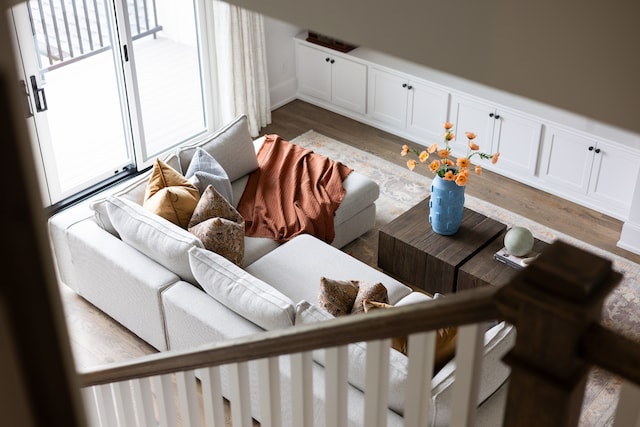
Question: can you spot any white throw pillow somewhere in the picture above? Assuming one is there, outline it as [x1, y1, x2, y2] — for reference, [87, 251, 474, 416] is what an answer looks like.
[188, 246, 295, 331]
[105, 196, 203, 284]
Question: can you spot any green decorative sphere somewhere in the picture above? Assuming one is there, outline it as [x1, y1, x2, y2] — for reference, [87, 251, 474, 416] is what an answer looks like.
[504, 226, 534, 256]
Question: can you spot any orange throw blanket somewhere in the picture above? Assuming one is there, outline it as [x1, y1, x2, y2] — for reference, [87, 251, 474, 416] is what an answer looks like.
[237, 134, 353, 244]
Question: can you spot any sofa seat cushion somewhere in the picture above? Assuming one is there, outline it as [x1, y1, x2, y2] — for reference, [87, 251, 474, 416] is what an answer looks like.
[245, 234, 412, 307]
[106, 196, 203, 284]
[188, 246, 295, 331]
[334, 171, 380, 227]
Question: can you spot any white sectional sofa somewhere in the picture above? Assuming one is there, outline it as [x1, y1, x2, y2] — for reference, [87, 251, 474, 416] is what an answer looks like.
[48, 114, 514, 426]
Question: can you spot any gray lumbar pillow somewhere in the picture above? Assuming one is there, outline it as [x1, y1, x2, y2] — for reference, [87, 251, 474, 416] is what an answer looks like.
[185, 147, 233, 203]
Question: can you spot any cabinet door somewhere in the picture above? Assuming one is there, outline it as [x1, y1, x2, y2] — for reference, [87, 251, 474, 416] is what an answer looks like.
[540, 126, 594, 194]
[492, 108, 542, 176]
[367, 67, 408, 129]
[406, 80, 450, 143]
[331, 56, 367, 114]
[448, 94, 496, 157]
[589, 140, 640, 213]
[296, 43, 331, 102]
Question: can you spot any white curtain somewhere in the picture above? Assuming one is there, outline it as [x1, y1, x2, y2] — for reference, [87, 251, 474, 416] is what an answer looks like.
[212, 1, 271, 137]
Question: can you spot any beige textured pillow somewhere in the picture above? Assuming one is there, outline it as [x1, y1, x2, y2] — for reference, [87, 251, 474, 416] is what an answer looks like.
[188, 185, 245, 266]
[363, 299, 458, 373]
[352, 281, 388, 314]
[317, 277, 359, 316]
[143, 158, 200, 228]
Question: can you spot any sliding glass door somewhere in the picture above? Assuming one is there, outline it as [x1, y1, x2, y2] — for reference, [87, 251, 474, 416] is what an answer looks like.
[8, 0, 210, 208]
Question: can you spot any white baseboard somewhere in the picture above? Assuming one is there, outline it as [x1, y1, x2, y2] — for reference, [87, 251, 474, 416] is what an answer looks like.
[270, 78, 297, 110]
[617, 222, 640, 255]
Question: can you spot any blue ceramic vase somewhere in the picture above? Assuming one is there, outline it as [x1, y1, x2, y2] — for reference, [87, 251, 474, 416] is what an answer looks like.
[429, 175, 465, 235]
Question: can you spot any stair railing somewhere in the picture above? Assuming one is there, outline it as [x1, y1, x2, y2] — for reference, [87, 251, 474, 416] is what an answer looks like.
[76, 240, 640, 426]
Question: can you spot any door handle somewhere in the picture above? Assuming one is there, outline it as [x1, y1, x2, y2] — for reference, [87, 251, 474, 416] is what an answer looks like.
[30, 75, 48, 112]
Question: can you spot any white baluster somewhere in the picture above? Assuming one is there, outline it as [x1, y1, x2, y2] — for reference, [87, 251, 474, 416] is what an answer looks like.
[450, 323, 485, 427]
[228, 362, 253, 427]
[325, 346, 349, 427]
[404, 331, 436, 427]
[130, 378, 156, 426]
[364, 339, 391, 427]
[176, 370, 201, 427]
[257, 357, 282, 427]
[152, 374, 178, 427]
[291, 352, 314, 427]
[199, 366, 225, 427]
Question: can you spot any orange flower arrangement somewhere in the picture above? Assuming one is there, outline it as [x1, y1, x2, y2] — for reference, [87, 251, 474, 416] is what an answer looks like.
[401, 122, 500, 186]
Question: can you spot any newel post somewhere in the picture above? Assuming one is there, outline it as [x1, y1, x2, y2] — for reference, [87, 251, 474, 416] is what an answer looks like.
[495, 240, 622, 427]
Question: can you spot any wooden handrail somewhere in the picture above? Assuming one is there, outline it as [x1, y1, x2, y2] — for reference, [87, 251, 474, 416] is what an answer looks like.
[78, 285, 500, 387]
[76, 240, 640, 427]
[581, 324, 640, 386]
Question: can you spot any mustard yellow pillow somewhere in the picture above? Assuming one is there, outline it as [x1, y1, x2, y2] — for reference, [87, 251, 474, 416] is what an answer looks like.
[363, 299, 458, 373]
[143, 158, 200, 228]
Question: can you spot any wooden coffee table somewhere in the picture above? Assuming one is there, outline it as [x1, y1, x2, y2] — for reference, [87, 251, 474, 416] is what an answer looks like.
[377, 197, 506, 294]
[457, 231, 550, 291]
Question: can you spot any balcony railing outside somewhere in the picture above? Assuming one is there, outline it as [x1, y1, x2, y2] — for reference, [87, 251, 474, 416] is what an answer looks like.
[28, 0, 162, 71]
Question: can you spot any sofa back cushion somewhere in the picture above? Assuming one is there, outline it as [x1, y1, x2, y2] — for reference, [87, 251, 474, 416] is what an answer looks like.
[188, 246, 295, 331]
[177, 114, 258, 182]
[106, 196, 203, 284]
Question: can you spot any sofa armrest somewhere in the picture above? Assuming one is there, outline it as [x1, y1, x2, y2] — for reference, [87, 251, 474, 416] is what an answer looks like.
[430, 321, 516, 426]
[66, 219, 180, 350]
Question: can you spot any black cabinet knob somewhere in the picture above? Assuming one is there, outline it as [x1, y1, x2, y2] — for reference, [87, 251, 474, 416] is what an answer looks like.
[494, 114, 500, 119]
[588, 146, 594, 151]
[402, 83, 407, 88]
[489, 113, 494, 118]
[330, 59, 335, 64]
[407, 85, 413, 90]
[325, 57, 330, 62]
[595, 148, 601, 154]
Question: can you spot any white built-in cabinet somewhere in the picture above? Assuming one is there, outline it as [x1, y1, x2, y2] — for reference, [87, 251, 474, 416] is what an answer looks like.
[367, 66, 449, 143]
[540, 125, 640, 217]
[295, 42, 367, 115]
[448, 93, 542, 180]
[293, 34, 640, 220]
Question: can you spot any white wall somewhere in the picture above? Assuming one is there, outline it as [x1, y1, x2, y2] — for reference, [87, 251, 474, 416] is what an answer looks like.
[264, 16, 301, 109]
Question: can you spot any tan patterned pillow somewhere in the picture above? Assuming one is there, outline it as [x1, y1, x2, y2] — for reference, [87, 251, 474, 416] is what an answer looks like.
[143, 158, 200, 229]
[188, 185, 245, 266]
[352, 281, 388, 314]
[317, 277, 359, 316]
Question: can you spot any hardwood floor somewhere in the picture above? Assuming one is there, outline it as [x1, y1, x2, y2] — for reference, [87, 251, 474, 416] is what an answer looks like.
[262, 100, 640, 265]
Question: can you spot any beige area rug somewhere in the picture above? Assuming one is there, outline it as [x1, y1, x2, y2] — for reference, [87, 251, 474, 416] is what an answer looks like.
[291, 130, 640, 427]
